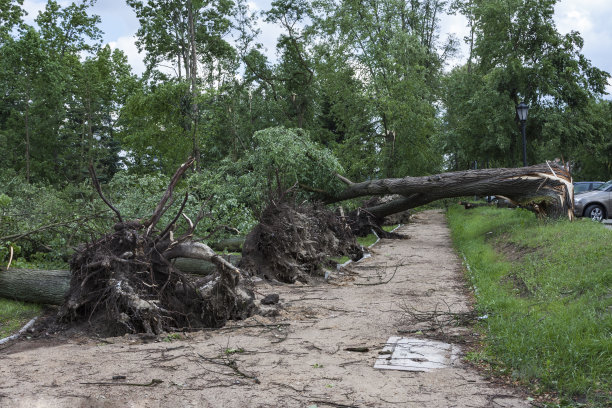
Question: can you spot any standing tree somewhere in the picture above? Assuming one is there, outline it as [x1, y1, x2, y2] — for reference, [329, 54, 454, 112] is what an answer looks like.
[311, 0, 455, 178]
[127, 0, 235, 170]
[442, 0, 610, 169]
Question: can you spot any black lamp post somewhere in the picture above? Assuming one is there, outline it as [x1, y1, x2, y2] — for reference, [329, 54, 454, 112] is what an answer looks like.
[516, 102, 529, 167]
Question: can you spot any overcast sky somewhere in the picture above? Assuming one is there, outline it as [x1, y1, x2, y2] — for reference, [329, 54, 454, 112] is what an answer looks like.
[21, 0, 612, 96]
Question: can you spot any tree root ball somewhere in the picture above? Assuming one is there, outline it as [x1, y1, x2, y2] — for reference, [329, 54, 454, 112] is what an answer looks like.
[59, 222, 256, 336]
[240, 201, 363, 283]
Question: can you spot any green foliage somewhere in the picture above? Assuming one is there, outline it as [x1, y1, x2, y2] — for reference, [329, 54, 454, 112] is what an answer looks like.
[108, 169, 256, 241]
[447, 206, 611, 405]
[117, 81, 194, 174]
[0, 1, 135, 184]
[442, 0, 611, 170]
[249, 126, 344, 194]
[312, 0, 449, 177]
[0, 169, 111, 266]
[214, 126, 344, 215]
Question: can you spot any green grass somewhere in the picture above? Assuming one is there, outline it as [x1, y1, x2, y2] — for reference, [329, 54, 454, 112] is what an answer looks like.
[356, 225, 399, 248]
[447, 206, 611, 406]
[0, 298, 41, 339]
[330, 256, 350, 264]
[357, 234, 378, 247]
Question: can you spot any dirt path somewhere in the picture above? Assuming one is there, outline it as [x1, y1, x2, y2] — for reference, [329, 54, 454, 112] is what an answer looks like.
[0, 210, 530, 407]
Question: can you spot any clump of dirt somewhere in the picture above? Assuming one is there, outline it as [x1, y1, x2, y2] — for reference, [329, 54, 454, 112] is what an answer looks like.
[59, 221, 256, 337]
[495, 240, 539, 262]
[240, 201, 363, 283]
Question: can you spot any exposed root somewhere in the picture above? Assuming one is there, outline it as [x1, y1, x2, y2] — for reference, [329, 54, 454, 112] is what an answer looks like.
[59, 158, 256, 336]
[240, 201, 363, 283]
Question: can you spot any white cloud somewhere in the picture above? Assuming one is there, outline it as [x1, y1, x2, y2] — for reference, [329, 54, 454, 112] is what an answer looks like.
[247, 1, 260, 12]
[109, 35, 145, 76]
[439, 12, 470, 71]
[554, 0, 612, 96]
[21, 0, 47, 24]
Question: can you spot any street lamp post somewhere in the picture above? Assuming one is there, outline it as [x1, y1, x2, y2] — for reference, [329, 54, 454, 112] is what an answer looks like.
[516, 102, 529, 167]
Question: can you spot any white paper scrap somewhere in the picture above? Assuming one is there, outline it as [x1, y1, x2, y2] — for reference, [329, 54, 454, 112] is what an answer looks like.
[374, 336, 460, 372]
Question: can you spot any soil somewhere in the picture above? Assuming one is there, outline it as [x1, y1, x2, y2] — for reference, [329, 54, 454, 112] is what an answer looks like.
[0, 210, 531, 407]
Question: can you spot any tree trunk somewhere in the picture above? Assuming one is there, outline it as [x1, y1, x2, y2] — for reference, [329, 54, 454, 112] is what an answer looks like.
[210, 237, 245, 253]
[330, 162, 574, 219]
[172, 254, 241, 275]
[24, 96, 30, 183]
[0, 256, 241, 306]
[0, 269, 70, 305]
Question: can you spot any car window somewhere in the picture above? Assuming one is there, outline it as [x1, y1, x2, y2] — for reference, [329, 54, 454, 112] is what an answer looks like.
[594, 180, 612, 191]
[574, 184, 589, 193]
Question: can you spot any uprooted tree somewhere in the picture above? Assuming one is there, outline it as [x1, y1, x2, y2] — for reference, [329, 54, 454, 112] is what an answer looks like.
[329, 162, 574, 220]
[58, 158, 255, 335]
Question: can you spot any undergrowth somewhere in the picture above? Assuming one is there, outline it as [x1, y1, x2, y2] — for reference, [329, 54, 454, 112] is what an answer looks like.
[0, 299, 41, 339]
[447, 206, 611, 407]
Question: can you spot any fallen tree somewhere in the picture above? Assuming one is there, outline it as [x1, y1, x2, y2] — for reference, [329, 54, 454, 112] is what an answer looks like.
[0, 269, 70, 305]
[0, 255, 242, 306]
[330, 162, 574, 220]
[57, 158, 256, 335]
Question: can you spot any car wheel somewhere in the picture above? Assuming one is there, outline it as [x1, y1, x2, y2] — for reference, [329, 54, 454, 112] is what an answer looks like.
[584, 204, 605, 222]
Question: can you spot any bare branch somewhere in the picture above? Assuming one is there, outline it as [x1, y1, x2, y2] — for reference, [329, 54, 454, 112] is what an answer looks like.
[335, 173, 354, 185]
[145, 157, 195, 236]
[89, 163, 123, 223]
[158, 192, 190, 241]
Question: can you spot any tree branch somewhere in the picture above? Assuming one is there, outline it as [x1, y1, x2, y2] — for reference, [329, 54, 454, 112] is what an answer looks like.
[144, 157, 195, 236]
[89, 163, 123, 223]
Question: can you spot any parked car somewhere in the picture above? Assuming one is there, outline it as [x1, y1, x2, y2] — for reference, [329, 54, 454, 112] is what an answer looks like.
[573, 181, 604, 194]
[573, 180, 612, 221]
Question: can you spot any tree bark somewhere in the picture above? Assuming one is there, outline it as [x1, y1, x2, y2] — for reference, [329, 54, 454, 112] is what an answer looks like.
[330, 162, 574, 219]
[0, 256, 241, 306]
[0, 269, 70, 305]
[172, 254, 241, 276]
[210, 237, 245, 253]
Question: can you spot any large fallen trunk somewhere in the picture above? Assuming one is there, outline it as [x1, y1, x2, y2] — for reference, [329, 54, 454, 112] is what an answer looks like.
[330, 162, 574, 219]
[210, 237, 244, 253]
[172, 254, 241, 275]
[0, 269, 70, 305]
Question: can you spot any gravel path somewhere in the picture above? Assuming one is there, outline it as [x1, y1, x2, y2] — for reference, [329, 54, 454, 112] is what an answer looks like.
[0, 210, 531, 407]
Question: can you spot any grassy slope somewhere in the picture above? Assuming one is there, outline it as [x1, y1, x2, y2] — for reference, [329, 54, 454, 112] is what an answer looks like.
[447, 206, 611, 406]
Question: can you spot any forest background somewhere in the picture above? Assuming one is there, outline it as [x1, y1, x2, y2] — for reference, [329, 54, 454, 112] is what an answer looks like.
[1, 0, 611, 265]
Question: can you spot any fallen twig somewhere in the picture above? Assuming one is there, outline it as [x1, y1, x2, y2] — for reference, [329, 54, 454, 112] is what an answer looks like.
[354, 260, 407, 286]
[308, 400, 359, 408]
[80, 379, 163, 387]
[345, 347, 369, 352]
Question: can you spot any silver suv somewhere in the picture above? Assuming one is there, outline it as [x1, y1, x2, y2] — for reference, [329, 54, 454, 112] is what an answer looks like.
[574, 180, 612, 221]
